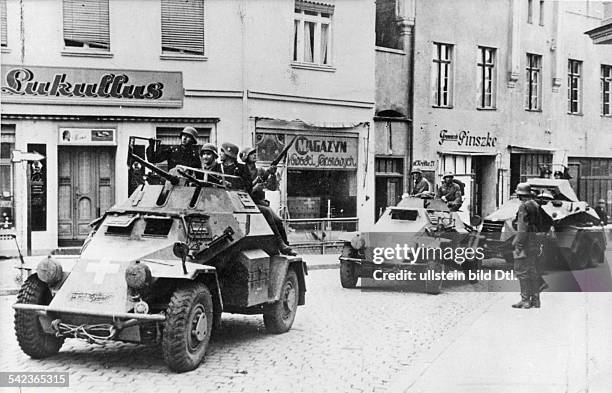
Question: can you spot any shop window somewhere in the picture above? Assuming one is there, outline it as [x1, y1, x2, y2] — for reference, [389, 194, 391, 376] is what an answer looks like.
[375, 0, 401, 50]
[28, 144, 47, 231]
[1, 0, 7, 48]
[63, 0, 110, 50]
[568, 59, 582, 114]
[477, 46, 496, 109]
[161, 0, 205, 56]
[432, 43, 453, 108]
[510, 153, 552, 193]
[293, 0, 334, 66]
[0, 124, 15, 229]
[603, 64, 612, 116]
[525, 53, 541, 111]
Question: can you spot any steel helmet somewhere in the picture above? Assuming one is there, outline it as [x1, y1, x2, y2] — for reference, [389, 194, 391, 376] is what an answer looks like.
[411, 168, 423, 175]
[220, 142, 239, 159]
[239, 147, 256, 162]
[537, 191, 554, 200]
[180, 126, 199, 143]
[200, 143, 218, 157]
[442, 171, 454, 179]
[515, 182, 532, 196]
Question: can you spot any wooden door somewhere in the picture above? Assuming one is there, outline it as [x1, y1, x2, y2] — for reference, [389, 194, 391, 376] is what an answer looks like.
[58, 147, 115, 244]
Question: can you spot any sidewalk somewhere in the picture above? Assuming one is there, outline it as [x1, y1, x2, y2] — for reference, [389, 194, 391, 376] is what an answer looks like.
[389, 292, 612, 393]
[0, 252, 340, 295]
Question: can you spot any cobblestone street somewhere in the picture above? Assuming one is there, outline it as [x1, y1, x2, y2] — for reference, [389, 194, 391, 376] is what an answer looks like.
[0, 269, 495, 393]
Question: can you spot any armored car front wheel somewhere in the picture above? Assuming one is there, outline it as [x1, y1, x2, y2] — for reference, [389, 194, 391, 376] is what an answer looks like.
[263, 269, 299, 334]
[162, 282, 213, 372]
[14, 275, 64, 359]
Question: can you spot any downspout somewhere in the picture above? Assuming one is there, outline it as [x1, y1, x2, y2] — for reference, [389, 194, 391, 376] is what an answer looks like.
[239, 0, 249, 145]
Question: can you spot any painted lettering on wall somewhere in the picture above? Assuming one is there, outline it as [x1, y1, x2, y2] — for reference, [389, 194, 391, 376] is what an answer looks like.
[288, 135, 358, 169]
[439, 130, 497, 147]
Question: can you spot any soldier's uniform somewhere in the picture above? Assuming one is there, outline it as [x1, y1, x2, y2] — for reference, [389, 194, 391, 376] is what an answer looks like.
[219, 143, 252, 192]
[412, 178, 431, 196]
[512, 183, 545, 309]
[436, 181, 463, 211]
[146, 127, 201, 170]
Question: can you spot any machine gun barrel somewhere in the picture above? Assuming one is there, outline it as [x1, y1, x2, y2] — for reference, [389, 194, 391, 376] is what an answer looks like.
[128, 151, 180, 185]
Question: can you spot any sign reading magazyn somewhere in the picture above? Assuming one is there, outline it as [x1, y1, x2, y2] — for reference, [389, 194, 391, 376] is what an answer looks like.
[1, 65, 183, 107]
[287, 135, 358, 170]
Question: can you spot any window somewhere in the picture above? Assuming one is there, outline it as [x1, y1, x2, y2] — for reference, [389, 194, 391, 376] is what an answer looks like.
[161, 0, 205, 56]
[525, 54, 541, 111]
[539, 0, 545, 25]
[375, 0, 401, 49]
[293, 0, 334, 66]
[0, 124, 15, 229]
[1, 0, 7, 48]
[477, 47, 496, 109]
[601, 65, 611, 116]
[527, 0, 533, 23]
[63, 0, 110, 50]
[432, 43, 453, 107]
[568, 59, 582, 114]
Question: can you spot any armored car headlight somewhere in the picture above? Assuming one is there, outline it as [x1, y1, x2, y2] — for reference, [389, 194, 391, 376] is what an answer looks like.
[125, 260, 152, 290]
[36, 257, 63, 286]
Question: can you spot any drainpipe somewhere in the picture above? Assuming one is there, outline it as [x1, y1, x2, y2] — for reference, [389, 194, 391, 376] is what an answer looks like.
[239, 0, 249, 145]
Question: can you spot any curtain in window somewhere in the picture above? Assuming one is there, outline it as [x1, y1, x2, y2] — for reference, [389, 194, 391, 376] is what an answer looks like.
[1, 0, 7, 47]
[63, 0, 110, 49]
[304, 21, 314, 63]
[320, 24, 329, 64]
[161, 0, 205, 55]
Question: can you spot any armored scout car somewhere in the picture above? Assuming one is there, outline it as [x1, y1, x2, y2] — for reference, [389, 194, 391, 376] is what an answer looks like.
[480, 178, 606, 270]
[338, 196, 481, 294]
[13, 146, 307, 372]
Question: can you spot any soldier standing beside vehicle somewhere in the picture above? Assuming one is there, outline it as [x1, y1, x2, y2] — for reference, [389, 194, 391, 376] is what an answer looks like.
[146, 126, 201, 170]
[436, 172, 463, 211]
[512, 183, 546, 309]
[410, 168, 431, 197]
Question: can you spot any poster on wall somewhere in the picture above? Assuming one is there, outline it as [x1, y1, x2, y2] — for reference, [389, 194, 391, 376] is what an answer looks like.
[58, 128, 116, 146]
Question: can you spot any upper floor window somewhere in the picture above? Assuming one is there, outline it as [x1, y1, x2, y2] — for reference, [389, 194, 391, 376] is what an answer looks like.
[477, 46, 496, 109]
[161, 0, 205, 56]
[63, 0, 110, 50]
[293, 0, 334, 66]
[527, 0, 533, 23]
[1, 0, 7, 48]
[525, 53, 541, 111]
[375, 0, 401, 50]
[568, 59, 582, 114]
[601, 65, 611, 116]
[432, 43, 453, 108]
[539, 0, 545, 25]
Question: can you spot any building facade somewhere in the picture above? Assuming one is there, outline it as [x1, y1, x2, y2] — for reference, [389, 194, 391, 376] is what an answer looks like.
[0, 0, 376, 254]
[410, 0, 612, 222]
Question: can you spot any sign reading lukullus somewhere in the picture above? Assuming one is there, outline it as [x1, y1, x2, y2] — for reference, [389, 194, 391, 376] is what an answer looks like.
[287, 135, 358, 169]
[1, 65, 183, 107]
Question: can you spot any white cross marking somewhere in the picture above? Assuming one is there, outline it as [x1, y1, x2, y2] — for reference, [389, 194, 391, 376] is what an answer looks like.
[86, 258, 120, 284]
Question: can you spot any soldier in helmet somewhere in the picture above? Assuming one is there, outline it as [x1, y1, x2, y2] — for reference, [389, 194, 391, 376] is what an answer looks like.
[238, 146, 295, 256]
[410, 168, 431, 197]
[512, 182, 546, 309]
[199, 143, 222, 184]
[146, 126, 201, 170]
[436, 172, 463, 211]
[218, 142, 252, 192]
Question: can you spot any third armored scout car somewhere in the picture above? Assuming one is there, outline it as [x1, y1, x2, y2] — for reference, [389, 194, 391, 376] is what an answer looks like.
[13, 142, 307, 372]
[338, 196, 481, 294]
[480, 178, 607, 270]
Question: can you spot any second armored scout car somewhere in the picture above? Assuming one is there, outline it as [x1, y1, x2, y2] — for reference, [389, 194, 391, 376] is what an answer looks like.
[480, 178, 606, 270]
[13, 143, 307, 372]
[338, 196, 481, 294]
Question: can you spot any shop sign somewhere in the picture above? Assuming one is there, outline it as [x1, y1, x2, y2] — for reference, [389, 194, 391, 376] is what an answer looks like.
[1, 65, 183, 107]
[287, 135, 358, 170]
[438, 130, 497, 148]
[58, 128, 116, 146]
[412, 159, 436, 171]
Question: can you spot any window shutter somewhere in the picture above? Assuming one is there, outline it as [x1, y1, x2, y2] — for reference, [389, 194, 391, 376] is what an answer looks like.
[161, 0, 205, 55]
[1, 0, 7, 47]
[63, 0, 110, 49]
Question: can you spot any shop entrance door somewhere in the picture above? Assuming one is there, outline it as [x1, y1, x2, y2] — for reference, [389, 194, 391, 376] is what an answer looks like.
[58, 147, 115, 245]
[375, 177, 402, 221]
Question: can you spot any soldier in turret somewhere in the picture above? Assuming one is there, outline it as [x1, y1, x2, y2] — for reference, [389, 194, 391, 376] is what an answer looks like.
[410, 168, 431, 197]
[146, 126, 201, 170]
[436, 172, 463, 211]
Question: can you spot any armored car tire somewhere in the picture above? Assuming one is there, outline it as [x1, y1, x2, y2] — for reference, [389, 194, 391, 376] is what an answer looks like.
[264, 268, 299, 334]
[162, 282, 213, 372]
[587, 239, 605, 268]
[14, 275, 64, 359]
[340, 261, 359, 288]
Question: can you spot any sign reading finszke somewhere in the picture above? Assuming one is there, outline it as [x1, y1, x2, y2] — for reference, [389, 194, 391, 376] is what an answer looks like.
[288, 135, 358, 169]
[1, 65, 183, 107]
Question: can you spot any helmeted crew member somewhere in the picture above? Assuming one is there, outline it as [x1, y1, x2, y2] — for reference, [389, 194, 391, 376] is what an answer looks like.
[218, 143, 252, 192]
[595, 198, 608, 225]
[410, 168, 431, 197]
[239, 146, 295, 256]
[512, 183, 547, 309]
[199, 143, 222, 184]
[146, 126, 201, 170]
[436, 172, 463, 211]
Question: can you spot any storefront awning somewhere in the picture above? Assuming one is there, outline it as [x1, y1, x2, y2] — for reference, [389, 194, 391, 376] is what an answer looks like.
[508, 145, 557, 154]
